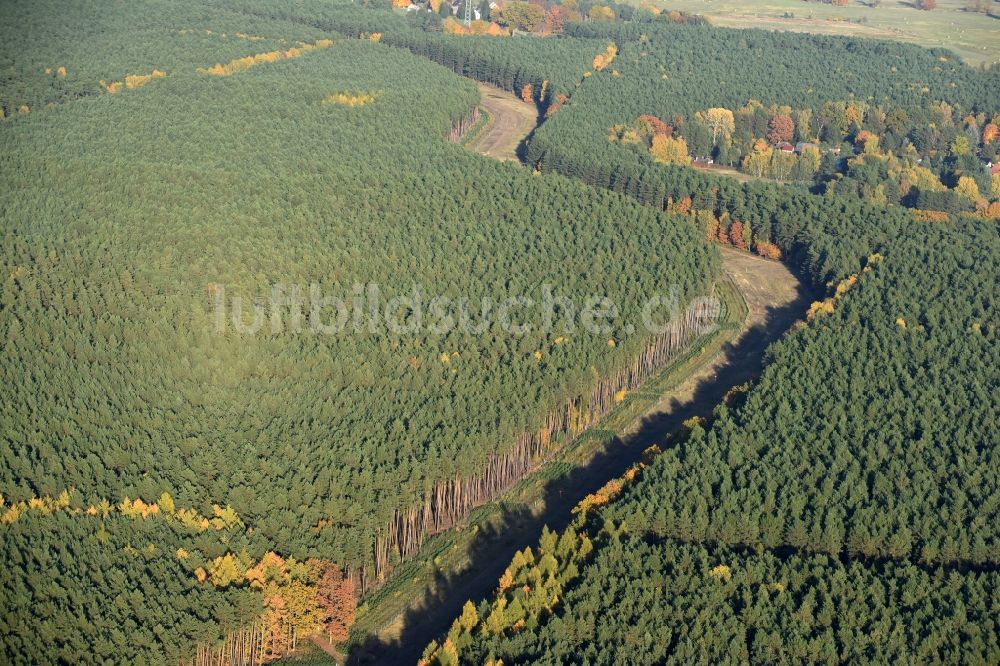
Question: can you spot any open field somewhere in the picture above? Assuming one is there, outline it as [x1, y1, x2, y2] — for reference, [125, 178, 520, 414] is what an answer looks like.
[650, 0, 1000, 65]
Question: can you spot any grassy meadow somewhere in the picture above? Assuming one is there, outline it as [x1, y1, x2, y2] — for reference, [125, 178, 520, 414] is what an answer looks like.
[650, 0, 999, 65]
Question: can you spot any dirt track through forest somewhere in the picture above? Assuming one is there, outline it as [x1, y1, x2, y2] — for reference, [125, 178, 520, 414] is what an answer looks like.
[637, 247, 806, 428]
[345, 87, 811, 665]
[350, 251, 810, 664]
[465, 83, 539, 161]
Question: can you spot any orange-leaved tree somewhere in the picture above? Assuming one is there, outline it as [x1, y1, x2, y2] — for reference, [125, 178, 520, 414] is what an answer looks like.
[315, 562, 356, 643]
[766, 114, 794, 144]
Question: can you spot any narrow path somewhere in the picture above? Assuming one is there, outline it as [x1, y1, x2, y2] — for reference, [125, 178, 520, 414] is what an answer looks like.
[465, 83, 538, 162]
[691, 161, 786, 186]
[310, 636, 345, 664]
[348, 249, 811, 665]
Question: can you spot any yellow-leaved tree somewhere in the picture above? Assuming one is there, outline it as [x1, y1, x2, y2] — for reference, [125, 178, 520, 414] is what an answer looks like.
[592, 43, 616, 71]
[742, 142, 773, 179]
[702, 107, 734, 146]
[955, 175, 980, 202]
[650, 135, 690, 165]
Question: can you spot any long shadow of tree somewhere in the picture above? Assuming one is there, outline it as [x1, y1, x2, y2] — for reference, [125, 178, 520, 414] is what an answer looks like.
[348, 277, 812, 665]
[515, 107, 544, 165]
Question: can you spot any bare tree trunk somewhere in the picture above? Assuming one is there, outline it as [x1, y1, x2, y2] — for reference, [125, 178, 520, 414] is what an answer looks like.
[364, 297, 709, 590]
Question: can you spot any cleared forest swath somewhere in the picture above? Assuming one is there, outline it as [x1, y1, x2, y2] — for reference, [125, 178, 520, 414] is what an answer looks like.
[318, 83, 813, 665]
[465, 83, 539, 161]
[342, 248, 810, 664]
[271, 83, 810, 666]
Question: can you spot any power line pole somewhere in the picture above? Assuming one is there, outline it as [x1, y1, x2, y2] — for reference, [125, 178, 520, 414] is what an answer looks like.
[464, 0, 473, 26]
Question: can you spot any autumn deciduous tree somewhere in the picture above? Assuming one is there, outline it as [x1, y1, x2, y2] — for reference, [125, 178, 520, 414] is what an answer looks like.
[982, 123, 999, 145]
[799, 145, 821, 175]
[541, 5, 568, 34]
[458, 600, 478, 633]
[743, 143, 773, 178]
[766, 153, 794, 183]
[981, 201, 1000, 220]
[592, 43, 617, 72]
[196, 41, 332, 77]
[316, 562, 356, 642]
[855, 129, 879, 154]
[755, 240, 782, 260]
[703, 108, 735, 146]
[207, 553, 251, 587]
[500, 2, 544, 31]
[729, 220, 749, 250]
[574, 478, 624, 515]
[637, 114, 670, 137]
[650, 135, 690, 165]
[951, 135, 971, 156]
[766, 114, 794, 144]
[955, 176, 980, 201]
[588, 5, 616, 21]
[443, 16, 466, 34]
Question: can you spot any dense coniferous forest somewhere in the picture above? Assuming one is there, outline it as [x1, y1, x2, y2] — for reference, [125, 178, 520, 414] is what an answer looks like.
[603, 217, 999, 564]
[207, 0, 603, 105]
[1, 510, 261, 664]
[435, 532, 1000, 664]
[0, 0, 333, 114]
[561, 20, 1000, 111]
[398, 6, 999, 666]
[1, 1, 721, 661]
[523, 23, 1000, 259]
[4, 0, 999, 663]
[513, 15, 999, 568]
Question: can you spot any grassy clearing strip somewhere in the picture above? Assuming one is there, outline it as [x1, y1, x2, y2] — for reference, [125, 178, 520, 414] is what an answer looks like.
[470, 83, 539, 161]
[347, 277, 748, 646]
[458, 106, 493, 148]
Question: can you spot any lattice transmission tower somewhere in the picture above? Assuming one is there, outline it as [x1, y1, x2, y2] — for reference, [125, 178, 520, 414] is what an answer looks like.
[464, 0, 473, 26]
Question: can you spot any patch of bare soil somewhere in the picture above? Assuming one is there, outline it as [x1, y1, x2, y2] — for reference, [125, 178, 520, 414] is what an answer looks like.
[467, 83, 539, 162]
